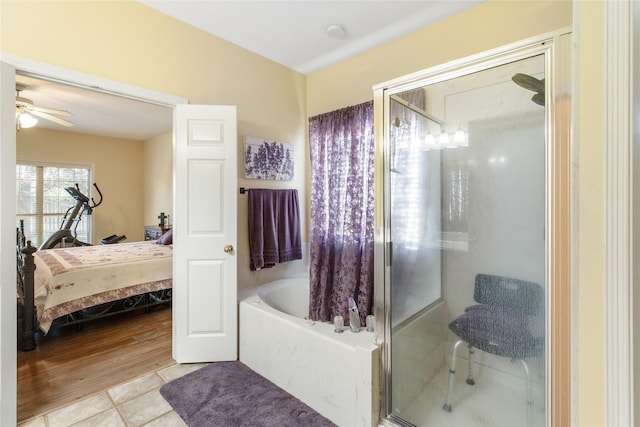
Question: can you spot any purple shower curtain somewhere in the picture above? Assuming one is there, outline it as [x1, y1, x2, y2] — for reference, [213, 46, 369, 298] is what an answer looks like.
[308, 101, 374, 325]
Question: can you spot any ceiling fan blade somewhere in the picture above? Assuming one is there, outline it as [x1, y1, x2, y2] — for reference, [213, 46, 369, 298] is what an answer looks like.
[28, 105, 73, 116]
[30, 110, 74, 127]
[16, 95, 34, 107]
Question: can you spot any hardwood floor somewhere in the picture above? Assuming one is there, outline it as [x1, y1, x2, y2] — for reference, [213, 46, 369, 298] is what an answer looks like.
[17, 306, 174, 423]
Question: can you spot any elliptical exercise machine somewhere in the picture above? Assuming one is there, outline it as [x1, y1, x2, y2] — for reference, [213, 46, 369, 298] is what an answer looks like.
[39, 183, 103, 250]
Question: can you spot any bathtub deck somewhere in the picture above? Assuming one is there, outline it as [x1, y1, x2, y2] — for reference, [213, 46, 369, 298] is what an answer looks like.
[239, 293, 380, 427]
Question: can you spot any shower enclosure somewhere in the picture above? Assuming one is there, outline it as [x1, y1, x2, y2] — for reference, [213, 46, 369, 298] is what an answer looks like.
[374, 33, 571, 427]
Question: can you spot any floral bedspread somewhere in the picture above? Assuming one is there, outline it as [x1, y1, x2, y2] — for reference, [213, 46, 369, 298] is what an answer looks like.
[33, 241, 172, 334]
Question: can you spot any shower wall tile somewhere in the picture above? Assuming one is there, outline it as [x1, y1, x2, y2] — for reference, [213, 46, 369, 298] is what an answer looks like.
[441, 113, 546, 376]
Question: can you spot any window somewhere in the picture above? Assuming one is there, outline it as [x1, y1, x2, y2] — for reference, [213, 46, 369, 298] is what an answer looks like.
[16, 162, 93, 247]
[308, 101, 375, 322]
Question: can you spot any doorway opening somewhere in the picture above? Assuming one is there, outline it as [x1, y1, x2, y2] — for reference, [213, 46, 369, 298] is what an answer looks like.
[3, 54, 185, 423]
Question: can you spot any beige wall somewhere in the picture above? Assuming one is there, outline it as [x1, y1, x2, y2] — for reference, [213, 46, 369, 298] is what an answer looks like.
[575, 1, 606, 425]
[1, 0, 308, 288]
[18, 128, 178, 244]
[306, 1, 573, 117]
[17, 128, 145, 242]
[143, 131, 173, 228]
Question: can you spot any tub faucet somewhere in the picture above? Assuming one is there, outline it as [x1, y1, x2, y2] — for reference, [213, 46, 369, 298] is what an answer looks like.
[348, 308, 361, 332]
[348, 297, 361, 333]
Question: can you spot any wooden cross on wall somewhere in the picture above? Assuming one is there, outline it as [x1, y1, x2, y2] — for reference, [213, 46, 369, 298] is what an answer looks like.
[158, 212, 167, 227]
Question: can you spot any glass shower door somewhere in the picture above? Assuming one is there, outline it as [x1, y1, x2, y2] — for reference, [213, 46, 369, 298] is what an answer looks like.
[386, 53, 547, 427]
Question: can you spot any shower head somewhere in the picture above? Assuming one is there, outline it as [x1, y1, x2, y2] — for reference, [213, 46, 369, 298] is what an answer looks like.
[512, 73, 544, 92]
[512, 73, 545, 106]
[531, 92, 545, 106]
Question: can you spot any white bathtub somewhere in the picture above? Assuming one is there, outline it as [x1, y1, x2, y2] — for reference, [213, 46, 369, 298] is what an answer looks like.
[256, 278, 310, 318]
[240, 278, 380, 427]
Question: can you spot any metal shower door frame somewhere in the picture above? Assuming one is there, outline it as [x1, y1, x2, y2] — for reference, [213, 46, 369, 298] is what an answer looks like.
[373, 28, 573, 427]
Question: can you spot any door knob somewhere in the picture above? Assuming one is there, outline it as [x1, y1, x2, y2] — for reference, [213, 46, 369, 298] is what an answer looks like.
[224, 244, 234, 254]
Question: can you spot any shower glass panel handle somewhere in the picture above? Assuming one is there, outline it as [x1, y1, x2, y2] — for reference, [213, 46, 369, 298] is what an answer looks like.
[385, 53, 547, 427]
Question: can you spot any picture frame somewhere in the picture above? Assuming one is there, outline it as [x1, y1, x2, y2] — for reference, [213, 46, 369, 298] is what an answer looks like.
[244, 137, 294, 181]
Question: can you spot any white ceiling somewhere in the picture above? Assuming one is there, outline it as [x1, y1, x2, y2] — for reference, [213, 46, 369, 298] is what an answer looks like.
[16, 1, 482, 140]
[16, 74, 174, 141]
[138, 1, 482, 75]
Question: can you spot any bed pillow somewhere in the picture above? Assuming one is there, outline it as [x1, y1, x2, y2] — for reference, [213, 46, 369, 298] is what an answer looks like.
[157, 229, 173, 245]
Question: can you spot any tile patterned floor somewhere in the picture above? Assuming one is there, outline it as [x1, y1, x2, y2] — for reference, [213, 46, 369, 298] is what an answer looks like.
[18, 363, 208, 427]
[18, 358, 544, 426]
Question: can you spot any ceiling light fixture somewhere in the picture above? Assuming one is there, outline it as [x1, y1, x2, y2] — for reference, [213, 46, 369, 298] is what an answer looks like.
[424, 130, 435, 146]
[438, 127, 450, 147]
[453, 125, 468, 147]
[326, 24, 347, 39]
[16, 110, 38, 130]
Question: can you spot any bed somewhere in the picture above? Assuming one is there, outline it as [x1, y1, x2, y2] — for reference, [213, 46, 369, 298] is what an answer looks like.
[17, 226, 173, 351]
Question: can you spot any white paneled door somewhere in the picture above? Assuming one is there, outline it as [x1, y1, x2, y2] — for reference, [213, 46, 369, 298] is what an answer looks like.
[173, 105, 238, 363]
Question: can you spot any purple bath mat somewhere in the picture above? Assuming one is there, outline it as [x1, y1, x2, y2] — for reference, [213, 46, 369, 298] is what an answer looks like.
[160, 361, 336, 427]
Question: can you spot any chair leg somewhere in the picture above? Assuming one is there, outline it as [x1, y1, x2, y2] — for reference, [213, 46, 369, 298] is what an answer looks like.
[466, 344, 475, 385]
[443, 339, 465, 412]
[518, 359, 534, 427]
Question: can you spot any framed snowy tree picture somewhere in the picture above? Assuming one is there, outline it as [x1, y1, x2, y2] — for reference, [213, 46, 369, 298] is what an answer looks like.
[244, 137, 294, 180]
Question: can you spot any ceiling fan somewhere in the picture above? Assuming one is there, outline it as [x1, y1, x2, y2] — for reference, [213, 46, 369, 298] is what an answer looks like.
[16, 84, 74, 130]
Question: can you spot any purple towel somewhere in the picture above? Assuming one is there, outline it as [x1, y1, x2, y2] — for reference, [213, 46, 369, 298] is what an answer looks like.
[248, 189, 302, 271]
